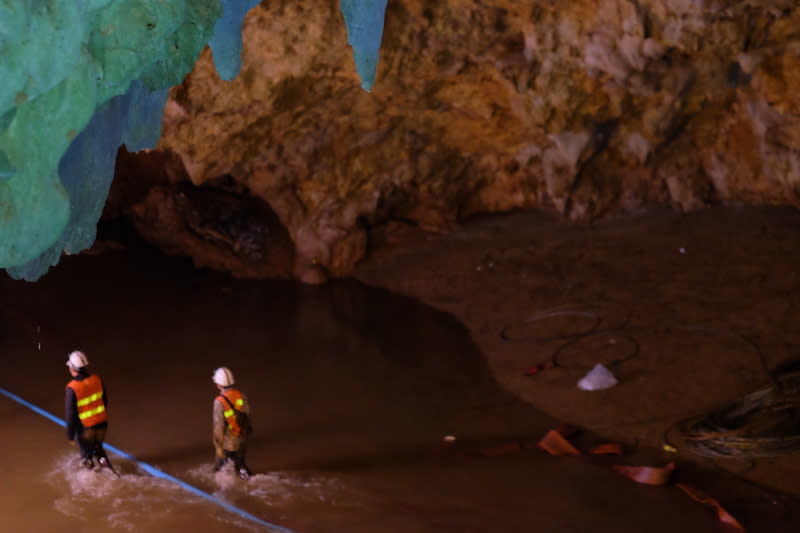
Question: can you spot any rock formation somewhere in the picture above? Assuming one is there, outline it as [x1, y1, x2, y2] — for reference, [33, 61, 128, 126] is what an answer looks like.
[1, 0, 387, 280]
[117, 0, 800, 279]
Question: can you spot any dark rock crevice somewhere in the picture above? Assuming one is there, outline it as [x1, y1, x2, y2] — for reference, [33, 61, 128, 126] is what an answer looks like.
[101, 148, 295, 279]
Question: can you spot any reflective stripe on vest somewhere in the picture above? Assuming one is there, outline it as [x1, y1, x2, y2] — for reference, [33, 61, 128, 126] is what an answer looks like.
[217, 389, 245, 436]
[67, 374, 107, 428]
[79, 404, 106, 420]
[76, 391, 103, 407]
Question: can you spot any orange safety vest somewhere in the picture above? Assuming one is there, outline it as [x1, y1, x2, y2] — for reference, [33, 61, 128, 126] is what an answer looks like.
[216, 389, 246, 436]
[67, 374, 107, 428]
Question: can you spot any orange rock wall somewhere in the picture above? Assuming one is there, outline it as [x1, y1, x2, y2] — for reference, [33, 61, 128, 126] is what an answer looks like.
[142, 0, 800, 277]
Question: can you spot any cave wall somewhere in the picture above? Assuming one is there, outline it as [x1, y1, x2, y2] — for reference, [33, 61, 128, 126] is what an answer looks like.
[123, 0, 800, 278]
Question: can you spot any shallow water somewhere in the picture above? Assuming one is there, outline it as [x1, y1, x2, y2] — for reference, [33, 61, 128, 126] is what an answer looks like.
[0, 250, 738, 532]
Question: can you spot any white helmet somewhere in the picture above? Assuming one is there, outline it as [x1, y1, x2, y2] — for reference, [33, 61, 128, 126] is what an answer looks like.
[66, 350, 89, 370]
[212, 367, 234, 387]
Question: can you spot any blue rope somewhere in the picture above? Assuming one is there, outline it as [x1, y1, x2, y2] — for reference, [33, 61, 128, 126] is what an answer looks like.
[0, 386, 295, 533]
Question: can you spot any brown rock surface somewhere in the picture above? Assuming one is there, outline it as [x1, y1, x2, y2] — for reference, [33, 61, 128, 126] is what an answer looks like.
[113, 0, 800, 278]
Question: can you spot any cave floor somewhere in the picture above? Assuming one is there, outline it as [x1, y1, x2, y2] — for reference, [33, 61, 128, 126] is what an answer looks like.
[0, 205, 798, 531]
[357, 204, 800, 530]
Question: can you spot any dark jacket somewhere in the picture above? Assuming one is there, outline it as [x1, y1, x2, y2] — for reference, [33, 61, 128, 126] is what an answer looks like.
[65, 370, 108, 440]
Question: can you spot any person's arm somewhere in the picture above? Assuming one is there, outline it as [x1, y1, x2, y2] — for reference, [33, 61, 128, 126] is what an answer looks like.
[65, 387, 78, 441]
[102, 378, 108, 408]
[212, 398, 225, 457]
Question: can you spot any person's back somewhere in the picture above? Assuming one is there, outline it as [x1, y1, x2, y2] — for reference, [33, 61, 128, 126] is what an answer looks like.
[211, 366, 253, 480]
[64, 350, 112, 471]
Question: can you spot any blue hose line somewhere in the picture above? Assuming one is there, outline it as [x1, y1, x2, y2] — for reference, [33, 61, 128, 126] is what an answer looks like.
[0, 386, 295, 533]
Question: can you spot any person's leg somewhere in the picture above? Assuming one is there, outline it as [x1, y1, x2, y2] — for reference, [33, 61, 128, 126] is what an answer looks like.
[89, 427, 114, 470]
[217, 450, 251, 479]
[89, 427, 108, 460]
[76, 437, 94, 468]
[215, 450, 237, 472]
[232, 446, 252, 479]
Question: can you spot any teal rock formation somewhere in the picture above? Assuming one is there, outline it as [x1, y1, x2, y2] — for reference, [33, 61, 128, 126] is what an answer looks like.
[1, 0, 385, 277]
[209, 0, 261, 81]
[340, 0, 388, 91]
[0, 0, 221, 274]
[7, 81, 168, 281]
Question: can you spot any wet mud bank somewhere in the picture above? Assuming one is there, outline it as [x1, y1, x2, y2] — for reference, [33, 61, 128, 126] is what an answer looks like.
[356, 205, 800, 530]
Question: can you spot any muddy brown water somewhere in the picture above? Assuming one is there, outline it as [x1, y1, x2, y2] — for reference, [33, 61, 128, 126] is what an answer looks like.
[0, 249, 771, 532]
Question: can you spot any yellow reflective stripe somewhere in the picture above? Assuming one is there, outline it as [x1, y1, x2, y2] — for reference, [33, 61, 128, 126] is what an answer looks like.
[235, 398, 244, 407]
[76, 391, 103, 407]
[223, 409, 234, 418]
[78, 405, 105, 420]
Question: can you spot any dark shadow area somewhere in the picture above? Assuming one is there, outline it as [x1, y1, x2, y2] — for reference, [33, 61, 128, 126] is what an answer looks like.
[102, 148, 294, 278]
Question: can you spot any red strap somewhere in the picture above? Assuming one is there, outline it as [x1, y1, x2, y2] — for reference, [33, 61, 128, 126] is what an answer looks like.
[590, 443, 624, 455]
[676, 484, 746, 532]
[538, 429, 581, 456]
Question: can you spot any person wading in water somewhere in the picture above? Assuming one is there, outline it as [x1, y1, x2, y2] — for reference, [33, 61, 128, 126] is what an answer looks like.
[65, 350, 114, 472]
[212, 366, 253, 480]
